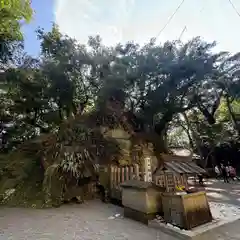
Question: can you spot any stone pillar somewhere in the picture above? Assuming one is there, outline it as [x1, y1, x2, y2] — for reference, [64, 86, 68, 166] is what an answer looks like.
[144, 157, 152, 182]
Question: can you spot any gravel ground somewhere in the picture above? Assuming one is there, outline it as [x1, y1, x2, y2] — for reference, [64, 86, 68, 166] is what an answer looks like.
[0, 200, 175, 240]
[1, 179, 240, 240]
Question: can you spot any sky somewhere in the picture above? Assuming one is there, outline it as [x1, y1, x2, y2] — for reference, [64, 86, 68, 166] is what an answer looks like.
[23, 0, 240, 56]
[22, 0, 55, 56]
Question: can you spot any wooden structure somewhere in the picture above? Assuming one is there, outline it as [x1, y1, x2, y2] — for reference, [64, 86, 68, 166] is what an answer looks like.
[97, 152, 206, 201]
[161, 152, 192, 162]
[162, 191, 212, 230]
[121, 180, 165, 224]
[99, 155, 206, 199]
[98, 164, 142, 200]
[154, 158, 206, 192]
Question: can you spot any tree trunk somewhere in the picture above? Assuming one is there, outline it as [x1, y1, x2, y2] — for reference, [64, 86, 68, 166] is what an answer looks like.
[154, 126, 169, 153]
[154, 112, 173, 137]
[203, 147, 214, 168]
[152, 114, 171, 169]
[226, 95, 240, 136]
[182, 112, 205, 163]
[178, 114, 194, 149]
[186, 130, 194, 149]
[152, 132, 167, 169]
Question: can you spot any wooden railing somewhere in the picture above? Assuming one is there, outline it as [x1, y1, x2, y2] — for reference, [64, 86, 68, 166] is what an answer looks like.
[109, 164, 141, 200]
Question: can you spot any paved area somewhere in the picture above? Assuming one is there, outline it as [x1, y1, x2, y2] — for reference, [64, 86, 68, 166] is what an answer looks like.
[204, 179, 240, 206]
[0, 200, 176, 240]
[201, 218, 240, 240]
[196, 179, 240, 239]
[1, 179, 240, 240]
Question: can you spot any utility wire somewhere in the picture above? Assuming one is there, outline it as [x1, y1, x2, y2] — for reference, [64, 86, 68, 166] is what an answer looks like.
[155, 0, 185, 39]
[228, 0, 240, 18]
[178, 5, 205, 41]
[178, 26, 187, 41]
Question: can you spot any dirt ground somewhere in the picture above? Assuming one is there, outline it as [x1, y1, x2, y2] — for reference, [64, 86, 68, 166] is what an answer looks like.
[1, 179, 240, 240]
[0, 200, 178, 240]
[205, 178, 240, 206]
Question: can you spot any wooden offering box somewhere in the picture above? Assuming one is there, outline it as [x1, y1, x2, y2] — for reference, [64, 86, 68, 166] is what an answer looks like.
[121, 180, 165, 224]
[162, 191, 212, 230]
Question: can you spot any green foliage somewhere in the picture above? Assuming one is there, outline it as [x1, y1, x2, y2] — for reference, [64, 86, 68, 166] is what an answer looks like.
[217, 98, 240, 122]
[1, 16, 240, 206]
[0, 0, 32, 68]
[1, 26, 240, 152]
[0, 0, 32, 39]
[0, 16, 239, 157]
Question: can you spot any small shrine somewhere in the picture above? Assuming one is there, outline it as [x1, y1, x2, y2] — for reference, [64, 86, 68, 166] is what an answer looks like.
[153, 153, 206, 192]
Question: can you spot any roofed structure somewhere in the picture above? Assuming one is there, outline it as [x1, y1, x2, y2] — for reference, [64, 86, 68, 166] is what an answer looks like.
[156, 161, 206, 175]
[153, 153, 206, 192]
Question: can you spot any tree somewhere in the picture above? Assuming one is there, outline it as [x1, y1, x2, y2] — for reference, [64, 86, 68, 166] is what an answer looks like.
[105, 38, 227, 155]
[1, 26, 98, 149]
[215, 52, 240, 135]
[37, 25, 93, 119]
[1, 24, 240, 165]
[0, 0, 33, 67]
[0, 0, 32, 39]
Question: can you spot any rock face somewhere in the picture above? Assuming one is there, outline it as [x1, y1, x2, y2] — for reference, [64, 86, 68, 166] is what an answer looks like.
[42, 164, 65, 207]
[3, 188, 16, 201]
[0, 107, 158, 208]
[0, 151, 45, 207]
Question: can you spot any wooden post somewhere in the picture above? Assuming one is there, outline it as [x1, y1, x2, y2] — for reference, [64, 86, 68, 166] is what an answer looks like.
[114, 166, 117, 189]
[144, 157, 152, 182]
[130, 166, 134, 179]
[126, 167, 129, 180]
[106, 165, 111, 199]
[135, 164, 140, 180]
[110, 166, 114, 189]
[184, 175, 188, 188]
[117, 167, 121, 189]
[164, 173, 168, 192]
[121, 167, 125, 184]
[173, 176, 176, 192]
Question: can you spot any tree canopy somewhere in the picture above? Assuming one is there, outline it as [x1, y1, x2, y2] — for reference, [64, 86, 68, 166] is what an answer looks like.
[0, 0, 32, 39]
[1, 23, 240, 168]
[1, 20, 240, 207]
[0, 0, 32, 66]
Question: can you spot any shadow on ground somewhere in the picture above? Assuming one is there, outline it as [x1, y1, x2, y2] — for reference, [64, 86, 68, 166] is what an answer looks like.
[203, 179, 240, 206]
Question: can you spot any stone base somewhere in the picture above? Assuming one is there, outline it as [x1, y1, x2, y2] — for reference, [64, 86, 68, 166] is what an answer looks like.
[110, 198, 123, 207]
[124, 207, 156, 225]
[149, 217, 240, 240]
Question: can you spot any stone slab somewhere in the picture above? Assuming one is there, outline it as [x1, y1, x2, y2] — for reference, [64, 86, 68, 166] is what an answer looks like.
[124, 207, 156, 225]
[149, 217, 240, 240]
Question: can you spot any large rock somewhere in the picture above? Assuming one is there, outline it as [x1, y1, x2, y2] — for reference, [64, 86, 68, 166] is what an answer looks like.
[42, 164, 65, 207]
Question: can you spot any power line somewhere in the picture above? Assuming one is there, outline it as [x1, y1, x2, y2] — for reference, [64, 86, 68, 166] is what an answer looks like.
[178, 26, 187, 41]
[228, 0, 240, 18]
[155, 0, 185, 39]
[178, 5, 204, 41]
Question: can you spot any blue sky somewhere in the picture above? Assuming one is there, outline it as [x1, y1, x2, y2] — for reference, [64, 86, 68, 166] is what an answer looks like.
[22, 0, 54, 56]
[23, 0, 240, 56]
